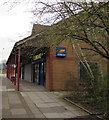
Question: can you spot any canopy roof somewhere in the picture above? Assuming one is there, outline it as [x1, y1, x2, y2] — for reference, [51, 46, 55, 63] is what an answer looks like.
[6, 24, 51, 64]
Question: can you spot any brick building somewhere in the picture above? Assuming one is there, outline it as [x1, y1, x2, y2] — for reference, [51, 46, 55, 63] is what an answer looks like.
[6, 23, 108, 91]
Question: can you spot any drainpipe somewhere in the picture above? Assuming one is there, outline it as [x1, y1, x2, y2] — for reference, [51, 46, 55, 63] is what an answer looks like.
[17, 48, 20, 91]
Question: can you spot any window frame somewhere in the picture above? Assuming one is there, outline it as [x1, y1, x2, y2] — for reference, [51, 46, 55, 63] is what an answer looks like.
[78, 61, 100, 85]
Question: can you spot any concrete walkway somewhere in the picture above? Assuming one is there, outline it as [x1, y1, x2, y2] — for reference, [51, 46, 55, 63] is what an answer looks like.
[1, 75, 89, 118]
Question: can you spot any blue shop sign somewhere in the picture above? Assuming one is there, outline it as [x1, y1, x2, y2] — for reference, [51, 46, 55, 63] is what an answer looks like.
[56, 47, 66, 57]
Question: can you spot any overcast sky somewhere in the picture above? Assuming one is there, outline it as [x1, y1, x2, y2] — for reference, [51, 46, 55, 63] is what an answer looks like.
[0, 0, 60, 63]
[0, 1, 35, 62]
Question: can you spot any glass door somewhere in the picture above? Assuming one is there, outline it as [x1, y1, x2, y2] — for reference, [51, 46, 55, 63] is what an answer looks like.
[39, 62, 46, 86]
[34, 63, 40, 84]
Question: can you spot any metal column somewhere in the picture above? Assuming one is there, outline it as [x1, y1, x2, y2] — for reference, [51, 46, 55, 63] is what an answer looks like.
[14, 54, 17, 85]
[17, 48, 20, 91]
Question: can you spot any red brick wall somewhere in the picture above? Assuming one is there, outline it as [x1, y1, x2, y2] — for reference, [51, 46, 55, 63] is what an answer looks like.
[45, 40, 108, 91]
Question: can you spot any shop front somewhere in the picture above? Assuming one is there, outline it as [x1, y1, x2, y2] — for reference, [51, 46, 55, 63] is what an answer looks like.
[32, 55, 46, 86]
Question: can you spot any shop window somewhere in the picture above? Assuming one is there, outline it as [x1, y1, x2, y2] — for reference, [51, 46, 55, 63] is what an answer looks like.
[79, 61, 99, 84]
[21, 65, 24, 79]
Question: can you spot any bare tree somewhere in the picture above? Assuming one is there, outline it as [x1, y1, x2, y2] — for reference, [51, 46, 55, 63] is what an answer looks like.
[33, 1, 109, 60]
[33, 1, 109, 118]
[1, 0, 109, 118]
[1, 1, 108, 60]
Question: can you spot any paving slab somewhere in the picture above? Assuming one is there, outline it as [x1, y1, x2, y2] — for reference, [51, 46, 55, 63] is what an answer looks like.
[11, 108, 27, 115]
[34, 113, 46, 118]
[11, 114, 29, 118]
[2, 76, 34, 118]
[2, 75, 89, 119]
[43, 113, 62, 118]
[30, 108, 42, 114]
[9, 104, 24, 108]
[2, 109, 12, 116]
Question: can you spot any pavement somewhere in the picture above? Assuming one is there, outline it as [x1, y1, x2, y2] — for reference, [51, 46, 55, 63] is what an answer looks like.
[1, 74, 89, 119]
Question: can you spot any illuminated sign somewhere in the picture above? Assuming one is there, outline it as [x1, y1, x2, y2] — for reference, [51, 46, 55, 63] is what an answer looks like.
[33, 53, 43, 60]
[56, 47, 66, 57]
